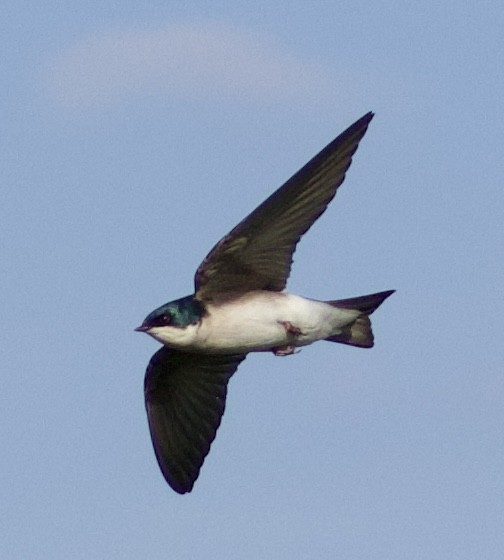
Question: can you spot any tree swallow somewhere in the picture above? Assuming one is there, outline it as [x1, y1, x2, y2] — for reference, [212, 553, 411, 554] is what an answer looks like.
[136, 112, 394, 494]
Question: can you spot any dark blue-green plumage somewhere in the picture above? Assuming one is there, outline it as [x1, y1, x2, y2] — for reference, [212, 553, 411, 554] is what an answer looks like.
[140, 295, 204, 329]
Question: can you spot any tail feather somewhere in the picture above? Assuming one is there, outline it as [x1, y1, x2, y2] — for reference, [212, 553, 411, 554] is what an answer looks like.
[325, 290, 394, 348]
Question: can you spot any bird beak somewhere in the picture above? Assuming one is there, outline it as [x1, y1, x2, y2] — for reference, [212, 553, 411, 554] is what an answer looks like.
[135, 325, 149, 332]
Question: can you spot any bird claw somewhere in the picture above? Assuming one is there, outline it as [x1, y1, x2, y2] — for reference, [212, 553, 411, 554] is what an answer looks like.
[272, 321, 303, 355]
[272, 345, 300, 356]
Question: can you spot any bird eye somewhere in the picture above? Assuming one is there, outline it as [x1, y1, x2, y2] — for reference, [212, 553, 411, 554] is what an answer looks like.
[157, 314, 171, 326]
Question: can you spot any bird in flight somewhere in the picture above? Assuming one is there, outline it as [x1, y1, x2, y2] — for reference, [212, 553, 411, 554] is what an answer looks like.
[136, 112, 394, 493]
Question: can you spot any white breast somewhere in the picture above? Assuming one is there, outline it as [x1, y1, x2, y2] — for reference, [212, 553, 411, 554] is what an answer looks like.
[194, 291, 360, 354]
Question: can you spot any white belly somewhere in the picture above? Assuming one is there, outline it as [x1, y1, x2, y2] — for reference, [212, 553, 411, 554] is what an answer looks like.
[193, 291, 360, 353]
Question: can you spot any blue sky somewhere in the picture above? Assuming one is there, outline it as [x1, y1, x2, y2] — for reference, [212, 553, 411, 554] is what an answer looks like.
[2, 2, 503, 558]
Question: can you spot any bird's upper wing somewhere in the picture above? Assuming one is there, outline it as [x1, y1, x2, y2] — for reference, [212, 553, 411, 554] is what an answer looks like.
[194, 112, 374, 300]
[144, 347, 246, 494]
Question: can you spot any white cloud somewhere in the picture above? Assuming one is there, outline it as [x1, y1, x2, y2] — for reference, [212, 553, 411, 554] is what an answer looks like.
[41, 22, 336, 108]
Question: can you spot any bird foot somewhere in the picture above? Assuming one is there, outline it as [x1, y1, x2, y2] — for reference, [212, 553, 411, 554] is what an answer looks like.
[278, 321, 303, 336]
[273, 321, 303, 355]
[272, 345, 300, 356]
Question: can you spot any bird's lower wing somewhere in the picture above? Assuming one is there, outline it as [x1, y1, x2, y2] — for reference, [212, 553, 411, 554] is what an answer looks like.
[144, 347, 246, 493]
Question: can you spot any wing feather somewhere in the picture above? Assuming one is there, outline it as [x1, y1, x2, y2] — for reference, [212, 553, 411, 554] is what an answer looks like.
[195, 112, 374, 299]
[144, 347, 246, 494]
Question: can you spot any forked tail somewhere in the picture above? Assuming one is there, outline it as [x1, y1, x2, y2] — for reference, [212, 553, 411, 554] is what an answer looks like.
[325, 290, 394, 348]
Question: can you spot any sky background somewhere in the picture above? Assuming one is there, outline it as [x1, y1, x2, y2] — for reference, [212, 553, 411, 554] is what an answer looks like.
[2, 2, 503, 559]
